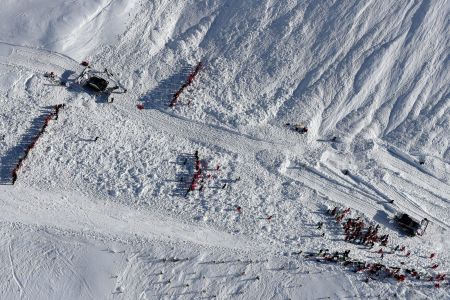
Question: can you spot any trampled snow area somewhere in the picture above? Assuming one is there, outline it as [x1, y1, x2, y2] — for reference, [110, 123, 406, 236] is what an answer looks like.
[0, 0, 449, 299]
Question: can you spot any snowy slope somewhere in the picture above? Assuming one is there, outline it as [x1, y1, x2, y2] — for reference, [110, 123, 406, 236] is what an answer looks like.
[0, 0, 449, 299]
[0, 0, 139, 60]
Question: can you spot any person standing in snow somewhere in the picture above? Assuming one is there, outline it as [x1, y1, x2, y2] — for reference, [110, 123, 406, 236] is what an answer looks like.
[317, 222, 323, 230]
[45, 71, 56, 80]
[329, 207, 337, 215]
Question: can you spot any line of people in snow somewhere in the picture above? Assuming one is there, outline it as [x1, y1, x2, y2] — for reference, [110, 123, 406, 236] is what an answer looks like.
[169, 62, 203, 107]
[185, 150, 203, 196]
[11, 104, 65, 185]
[309, 248, 446, 287]
[183, 151, 236, 196]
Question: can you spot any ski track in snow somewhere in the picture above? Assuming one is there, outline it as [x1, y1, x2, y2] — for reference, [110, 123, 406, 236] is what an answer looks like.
[8, 241, 25, 298]
[54, 248, 95, 300]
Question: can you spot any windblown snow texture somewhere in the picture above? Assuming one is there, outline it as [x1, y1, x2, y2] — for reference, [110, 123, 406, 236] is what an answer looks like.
[0, 0, 449, 299]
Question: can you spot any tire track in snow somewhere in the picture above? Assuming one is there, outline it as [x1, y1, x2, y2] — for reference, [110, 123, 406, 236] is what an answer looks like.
[388, 161, 450, 199]
[377, 179, 450, 229]
[372, 147, 450, 228]
[284, 164, 380, 218]
[389, 173, 450, 206]
[318, 163, 388, 203]
[112, 103, 292, 160]
[314, 161, 449, 230]
[0, 42, 81, 78]
[384, 145, 447, 183]
[0, 40, 78, 64]
[318, 150, 450, 229]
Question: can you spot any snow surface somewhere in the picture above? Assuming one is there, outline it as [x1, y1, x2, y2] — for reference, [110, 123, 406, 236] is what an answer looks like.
[0, 0, 449, 299]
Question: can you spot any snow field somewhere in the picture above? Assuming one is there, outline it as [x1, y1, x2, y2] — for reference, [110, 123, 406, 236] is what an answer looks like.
[0, 0, 449, 299]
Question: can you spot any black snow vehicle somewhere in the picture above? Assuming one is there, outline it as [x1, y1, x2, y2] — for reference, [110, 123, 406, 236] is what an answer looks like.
[76, 65, 127, 97]
[394, 213, 429, 236]
[86, 76, 109, 92]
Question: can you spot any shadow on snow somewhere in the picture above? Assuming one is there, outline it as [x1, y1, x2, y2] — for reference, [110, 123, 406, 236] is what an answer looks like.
[0, 106, 54, 184]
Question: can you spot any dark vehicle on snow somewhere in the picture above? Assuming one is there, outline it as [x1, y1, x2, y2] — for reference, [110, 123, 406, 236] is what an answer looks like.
[86, 76, 109, 92]
[394, 213, 429, 236]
